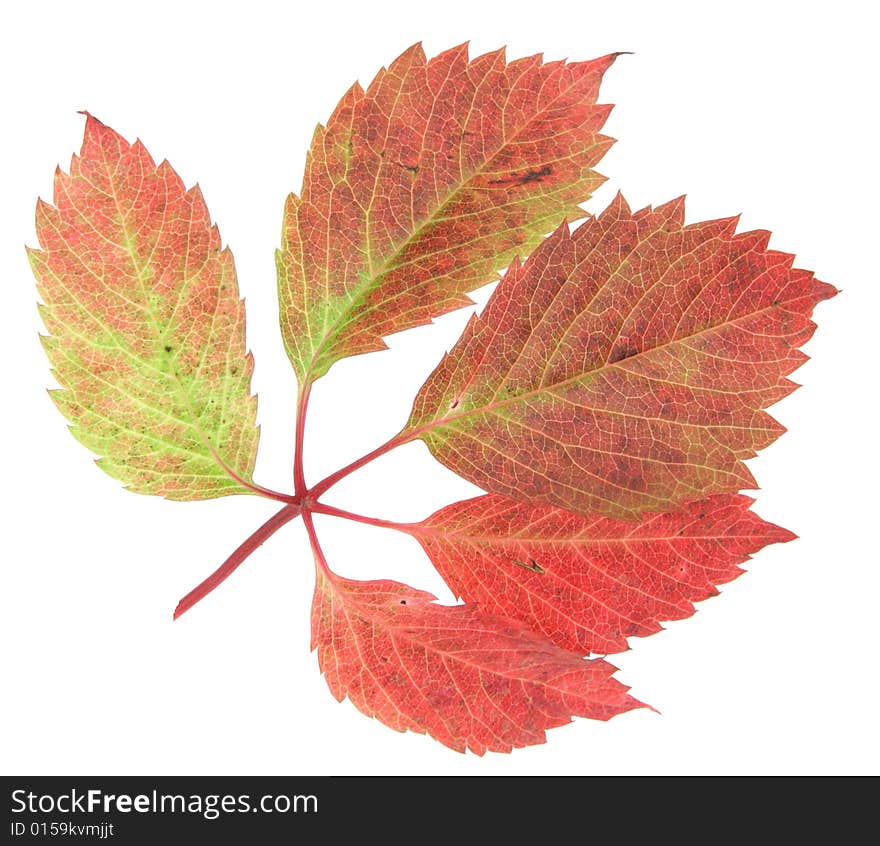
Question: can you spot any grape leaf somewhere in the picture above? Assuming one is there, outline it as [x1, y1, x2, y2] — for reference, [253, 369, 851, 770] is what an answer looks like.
[310, 567, 641, 754]
[31, 115, 260, 499]
[277, 43, 618, 385]
[406, 195, 837, 519]
[406, 493, 794, 654]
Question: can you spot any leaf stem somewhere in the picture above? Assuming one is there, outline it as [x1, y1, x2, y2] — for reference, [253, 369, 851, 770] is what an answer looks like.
[173, 502, 302, 620]
[237, 475, 300, 504]
[310, 501, 414, 533]
[302, 509, 333, 579]
[293, 381, 312, 497]
[307, 429, 413, 500]
[205, 441, 297, 503]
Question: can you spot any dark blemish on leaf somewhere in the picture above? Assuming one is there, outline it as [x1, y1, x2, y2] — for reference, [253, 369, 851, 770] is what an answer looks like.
[397, 161, 419, 174]
[488, 166, 553, 187]
[609, 344, 638, 363]
[399, 599, 407, 605]
[164, 345, 172, 353]
[450, 399, 460, 410]
[513, 557, 545, 574]
[519, 166, 552, 184]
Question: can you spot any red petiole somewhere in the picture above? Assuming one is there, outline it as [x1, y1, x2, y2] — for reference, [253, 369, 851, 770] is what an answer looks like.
[172, 422, 418, 619]
[173, 502, 303, 620]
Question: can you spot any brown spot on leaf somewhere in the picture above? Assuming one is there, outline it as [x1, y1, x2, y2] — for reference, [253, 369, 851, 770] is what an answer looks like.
[519, 166, 552, 185]
[609, 343, 638, 363]
[513, 557, 545, 574]
[488, 166, 553, 187]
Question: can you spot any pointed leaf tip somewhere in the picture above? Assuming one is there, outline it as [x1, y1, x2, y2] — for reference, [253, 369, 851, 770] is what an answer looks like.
[408, 194, 836, 519]
[311, 570, 642, 753]
[32, 118, 260, 499]
[278, 44, 619, 384]
[408, 494, 792, 654]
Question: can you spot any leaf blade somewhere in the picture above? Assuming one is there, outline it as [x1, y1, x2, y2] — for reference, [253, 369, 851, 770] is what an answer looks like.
[407, 195, 837, 519]
[31, 115, 260, 500]
[278, 44, 619, 384]
[311, 571, 641, 754]
[407, 493, 794, 655]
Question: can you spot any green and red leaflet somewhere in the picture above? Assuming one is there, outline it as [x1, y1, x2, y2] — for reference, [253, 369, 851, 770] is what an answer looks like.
[31, 114, 264, 501]
[30, 44, 836, 754]
[277, 43, 618, 386]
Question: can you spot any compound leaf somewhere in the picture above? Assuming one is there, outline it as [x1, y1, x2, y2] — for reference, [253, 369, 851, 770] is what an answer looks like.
[30, 44, 839, 756]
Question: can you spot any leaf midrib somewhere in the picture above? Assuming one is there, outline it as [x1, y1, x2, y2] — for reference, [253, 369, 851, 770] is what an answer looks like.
[405, 293, 802, 442]
[411, 523, 782, 546]
[90, 143, 254, 489]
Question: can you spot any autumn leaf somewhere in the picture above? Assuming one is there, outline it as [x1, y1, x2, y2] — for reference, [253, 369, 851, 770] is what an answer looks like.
[406, 493, 794, 654]
[277, 43, 618, 385]
[308, 524, 641, 754]
[31, 115, 262, 500]
[31, 45, 838, 755]
[405, 195, 837, 519]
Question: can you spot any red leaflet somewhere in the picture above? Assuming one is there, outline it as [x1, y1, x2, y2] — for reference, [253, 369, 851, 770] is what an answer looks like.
[311, 569, 641, 754]
[278, 44, 618, 383]
[32, 46, 837, 753]
[407, 196, 837, 519]
[408, 494, 794, 654]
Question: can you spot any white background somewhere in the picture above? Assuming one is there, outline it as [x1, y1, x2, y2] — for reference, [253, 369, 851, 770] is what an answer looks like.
[1, 0, 876, 775]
